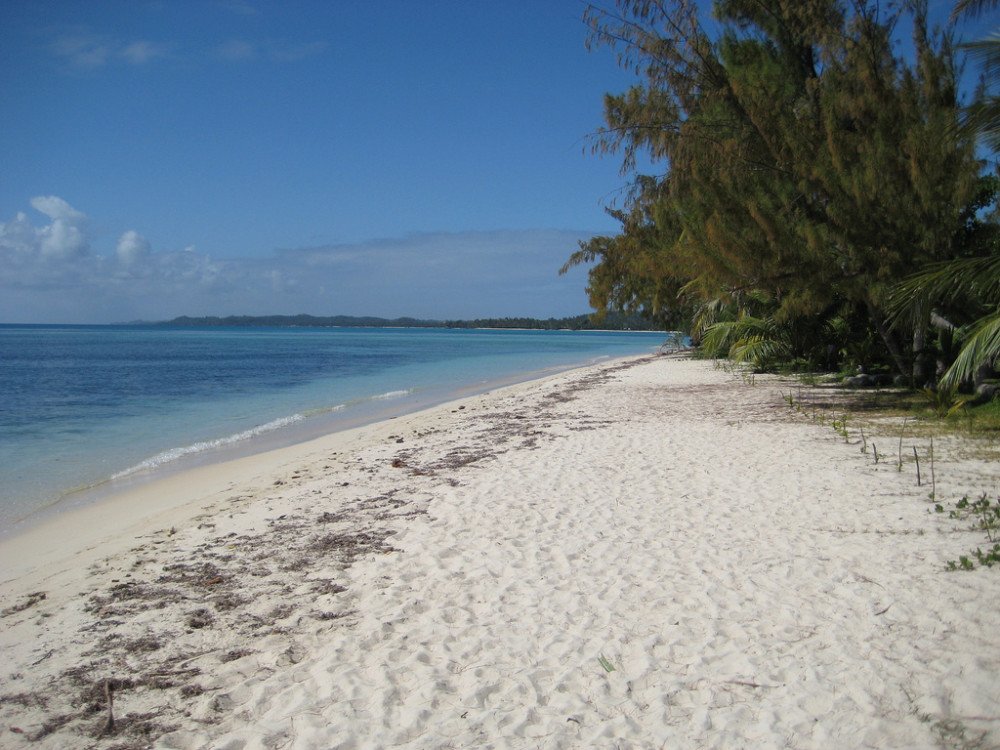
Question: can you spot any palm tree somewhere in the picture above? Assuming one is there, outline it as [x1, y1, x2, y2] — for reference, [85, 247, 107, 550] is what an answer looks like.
[892, 255, 1000, 386]
[890, 2, 1000, 388]
[953, 1, 1000, 149]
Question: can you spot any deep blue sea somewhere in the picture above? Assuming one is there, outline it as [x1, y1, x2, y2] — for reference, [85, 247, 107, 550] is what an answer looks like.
[0, 325, 670, 533]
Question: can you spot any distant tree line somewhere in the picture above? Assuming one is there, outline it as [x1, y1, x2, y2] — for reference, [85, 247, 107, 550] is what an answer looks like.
[444, 312, 662, 330]
[156, 312, 662, 331]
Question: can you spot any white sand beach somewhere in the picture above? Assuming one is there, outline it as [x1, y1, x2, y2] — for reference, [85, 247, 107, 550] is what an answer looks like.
[2, 355, 999, 749]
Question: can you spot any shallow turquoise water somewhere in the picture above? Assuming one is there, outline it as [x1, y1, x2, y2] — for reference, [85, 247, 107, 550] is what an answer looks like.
[0, 325, 669, 530]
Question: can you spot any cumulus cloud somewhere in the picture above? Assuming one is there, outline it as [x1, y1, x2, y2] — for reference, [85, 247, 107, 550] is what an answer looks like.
[0, 212, 37, 257]
[116, 230, 152, 266]
[30, 195, 85, 222]
[0, 198, 595, 323]
[28, 196, 90, 260]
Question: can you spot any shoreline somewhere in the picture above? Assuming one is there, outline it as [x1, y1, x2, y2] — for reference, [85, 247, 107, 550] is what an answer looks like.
[0, 353, 614, 589]
[1, 349, 638, 543]
[2, 354, 999, 748]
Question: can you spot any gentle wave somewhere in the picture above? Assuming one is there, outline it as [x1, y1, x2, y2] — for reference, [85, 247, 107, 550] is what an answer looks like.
[111, 413, 307, 479]
[372, 389, 411, 400]
[109, 389, 415, 480]
[301, 388, 413, 418]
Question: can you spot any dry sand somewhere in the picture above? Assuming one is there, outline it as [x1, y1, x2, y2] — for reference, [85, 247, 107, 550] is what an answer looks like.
[1, 354, 999, 749]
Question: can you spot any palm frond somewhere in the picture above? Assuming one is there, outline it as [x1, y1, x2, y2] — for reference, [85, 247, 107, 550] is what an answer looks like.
[729, 335, 791, 368]
[700, 318, 740, 358]
[888, 255, 1000, 326]
[958, 97, 1000, 152]
[962, 34, 1000, 75]
[952, 0, 1000, 21]
[702, 315, 791, 369]
[941, 311, 1000, 386]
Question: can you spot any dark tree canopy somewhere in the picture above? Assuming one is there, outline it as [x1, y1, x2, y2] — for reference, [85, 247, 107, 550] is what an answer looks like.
[568, 0, 992, 381]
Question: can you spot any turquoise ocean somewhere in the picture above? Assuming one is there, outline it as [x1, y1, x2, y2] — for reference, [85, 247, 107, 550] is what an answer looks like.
[0, 325, 669, 534]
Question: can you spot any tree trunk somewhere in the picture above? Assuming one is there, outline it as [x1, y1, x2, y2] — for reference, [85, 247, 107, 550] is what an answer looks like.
[911, 297, 931, 385]
[865, 297, 909, 379]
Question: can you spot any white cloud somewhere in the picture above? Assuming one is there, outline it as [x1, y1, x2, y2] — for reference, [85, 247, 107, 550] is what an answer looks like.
[30, 195, 86, 223]
[116, 230, 152, 266]
[120, 41, 168, 65]
[0, 212, 37, 257]
[0, 199, 595, 323]
[38, 220, 88, 261]
[29, 196, 90, 260]
[50, 31, 111, 69]
[49, 28, 169, 71]
[217, 38, 327, 63]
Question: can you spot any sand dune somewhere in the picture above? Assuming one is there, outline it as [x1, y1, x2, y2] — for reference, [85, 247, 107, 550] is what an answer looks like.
[2, 355, 998, 749]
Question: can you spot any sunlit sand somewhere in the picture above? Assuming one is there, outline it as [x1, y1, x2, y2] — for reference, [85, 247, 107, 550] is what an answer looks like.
[2, 355, 998, 748]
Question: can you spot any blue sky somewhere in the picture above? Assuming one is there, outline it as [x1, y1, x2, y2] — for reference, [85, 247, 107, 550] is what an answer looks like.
[0, 0, 989, 323]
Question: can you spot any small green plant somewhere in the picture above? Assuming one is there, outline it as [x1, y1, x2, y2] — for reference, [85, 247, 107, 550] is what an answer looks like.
[945, 493, 1000, 569]
[947, 556, 975, 571]
[920, 384, 973, 418]
[975, 544, 1000, 567]
[598, 654, 616, 673]
[948, 493, 1000, 541]
[974, 495, 1000, 543]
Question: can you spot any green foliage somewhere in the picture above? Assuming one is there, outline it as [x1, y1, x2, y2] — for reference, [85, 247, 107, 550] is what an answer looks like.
[944, 492, 1000, 569]
[944, 311, 1000, 386]
[572, 0, 990, 378]
[702, 315, 792, 371]
[890, 250, 1000, 388]
[952, 1, 1000, 151]
[951, 493, 1000, 542]
[920, 383, 974, 417]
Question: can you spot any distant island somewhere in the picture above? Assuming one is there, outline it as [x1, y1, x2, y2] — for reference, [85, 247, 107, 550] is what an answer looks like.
[153, 313, 663, 331]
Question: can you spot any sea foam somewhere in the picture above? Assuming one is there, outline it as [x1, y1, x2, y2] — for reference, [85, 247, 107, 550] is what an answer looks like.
[111, 414, 306, 479]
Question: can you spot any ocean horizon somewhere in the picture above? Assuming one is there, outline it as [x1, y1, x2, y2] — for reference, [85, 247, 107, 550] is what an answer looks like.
[0, 324, 672, 535]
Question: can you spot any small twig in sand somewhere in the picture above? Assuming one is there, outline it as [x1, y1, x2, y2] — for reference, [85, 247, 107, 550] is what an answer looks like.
[914, 446, 921, 486]
[724, 680, 775, 689]
[898, 417, 907, 472]
[99, 679, 115, 736]
[929, 437, 936, 499]
[31, 649, 55, 666]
